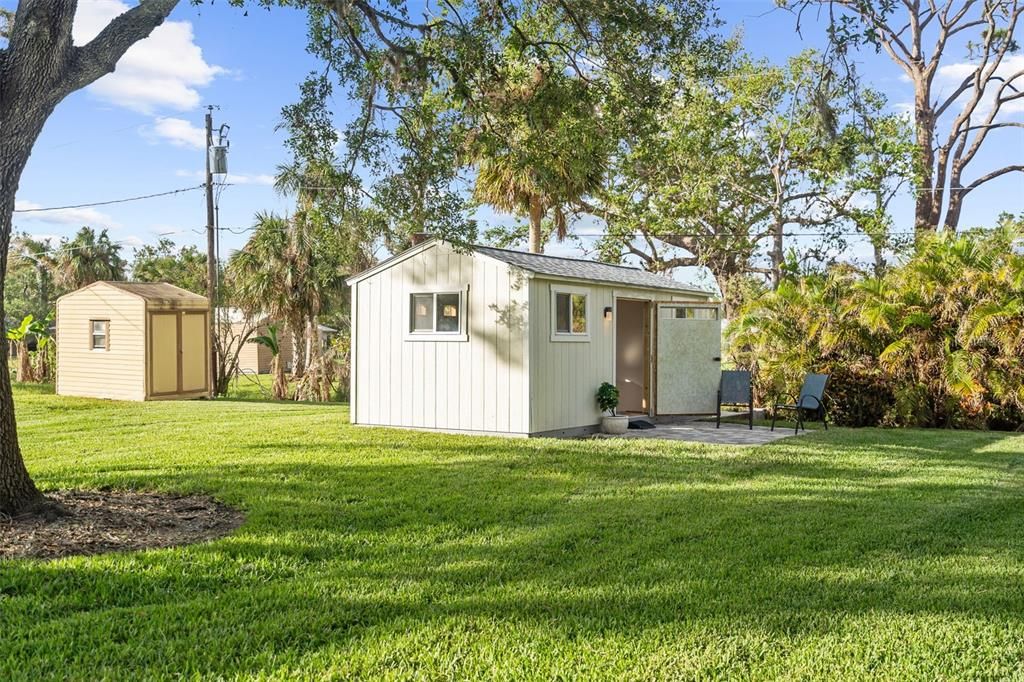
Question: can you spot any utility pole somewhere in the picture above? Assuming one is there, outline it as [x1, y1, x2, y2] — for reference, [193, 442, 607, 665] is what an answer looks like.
[204, 106, 217, 398]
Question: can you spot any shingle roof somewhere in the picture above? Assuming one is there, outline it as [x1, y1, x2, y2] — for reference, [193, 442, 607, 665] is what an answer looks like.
[101, 281, 208, 305]
[473, 245, 713, 295]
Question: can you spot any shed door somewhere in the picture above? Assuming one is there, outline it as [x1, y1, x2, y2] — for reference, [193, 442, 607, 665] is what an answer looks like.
[655, 305, 721, 414]
[149, 311, 208, 396]
[150, 313, 179, 395]
[180, 312, 208, 392]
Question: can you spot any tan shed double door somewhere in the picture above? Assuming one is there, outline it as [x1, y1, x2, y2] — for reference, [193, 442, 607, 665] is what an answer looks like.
[149, 312, 208, 396]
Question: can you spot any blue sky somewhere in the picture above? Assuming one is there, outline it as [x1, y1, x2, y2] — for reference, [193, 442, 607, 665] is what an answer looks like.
[9, 0, 1024, 286]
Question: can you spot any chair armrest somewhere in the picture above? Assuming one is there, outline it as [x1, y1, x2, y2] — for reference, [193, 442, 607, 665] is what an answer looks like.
[799, 395, 823, 410]
[773, 393, 799, 408]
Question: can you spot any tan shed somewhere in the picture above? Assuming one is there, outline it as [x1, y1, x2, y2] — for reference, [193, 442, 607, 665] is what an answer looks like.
[56, 282, 210, 401]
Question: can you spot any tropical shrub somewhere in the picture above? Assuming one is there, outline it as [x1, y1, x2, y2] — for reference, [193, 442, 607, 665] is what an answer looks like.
[729, 220, 1024, 430]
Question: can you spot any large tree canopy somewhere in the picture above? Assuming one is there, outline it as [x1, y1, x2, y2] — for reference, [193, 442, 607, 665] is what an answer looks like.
[594, 48, 914, 314]
[273, 0, 719, 247]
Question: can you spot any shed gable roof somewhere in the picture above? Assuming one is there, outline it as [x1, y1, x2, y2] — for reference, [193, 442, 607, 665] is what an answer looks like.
[101, 281, 207, 305]
[346, 237, 714, 296]
[59, 281, 208, 308]
[472, 245, 711, 295]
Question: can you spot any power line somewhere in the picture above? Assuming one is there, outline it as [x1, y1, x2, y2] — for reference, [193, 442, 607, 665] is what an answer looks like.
[12, 185, 206, 214]
[210, 226, 920, 239]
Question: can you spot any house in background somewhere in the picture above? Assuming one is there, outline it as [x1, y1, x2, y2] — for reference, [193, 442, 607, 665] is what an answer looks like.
[222, 309, 338, 375]
[222, 309, 294, 375]
[347, 238, 721, 437]
[56, 282, 210, 401]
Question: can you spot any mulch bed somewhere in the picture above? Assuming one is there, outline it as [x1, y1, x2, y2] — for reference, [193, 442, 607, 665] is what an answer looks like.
[0, 490, 244, 561]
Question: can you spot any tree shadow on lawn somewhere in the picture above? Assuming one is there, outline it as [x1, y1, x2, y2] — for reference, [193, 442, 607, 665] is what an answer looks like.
[4, 429, 1024, 676]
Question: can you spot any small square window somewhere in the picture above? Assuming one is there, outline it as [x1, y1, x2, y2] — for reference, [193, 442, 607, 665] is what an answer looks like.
[553, 289, 589, 338]
[408, 292, 463, 336]
[90, 320, 109, 350]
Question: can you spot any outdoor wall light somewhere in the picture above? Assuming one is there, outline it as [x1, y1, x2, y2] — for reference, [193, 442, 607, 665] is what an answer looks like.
[604, 306, 613, 320]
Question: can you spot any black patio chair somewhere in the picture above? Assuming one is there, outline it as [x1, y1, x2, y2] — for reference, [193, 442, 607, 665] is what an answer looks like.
[717, 370, 753, 430]
[770, 373, 830, 435]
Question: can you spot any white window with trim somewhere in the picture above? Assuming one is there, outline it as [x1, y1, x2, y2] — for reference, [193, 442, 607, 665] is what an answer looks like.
[407, 290, 467, 340]
[550, 285, 590, 341]
[90, 319, 109, 351]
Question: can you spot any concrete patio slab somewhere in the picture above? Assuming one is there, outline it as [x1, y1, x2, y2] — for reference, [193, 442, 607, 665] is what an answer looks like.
[594, 419, 806, 446]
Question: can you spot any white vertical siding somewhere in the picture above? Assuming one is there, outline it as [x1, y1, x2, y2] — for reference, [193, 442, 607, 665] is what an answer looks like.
[351, 242, 530, 434]
[56, 285, 147, 401]
[527, 279, 615, 433]
[527, 280, 712, 434]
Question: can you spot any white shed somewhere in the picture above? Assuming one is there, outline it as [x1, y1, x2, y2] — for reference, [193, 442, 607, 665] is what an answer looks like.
[56, 282, 210, 401]
[347, 238, 722, 437]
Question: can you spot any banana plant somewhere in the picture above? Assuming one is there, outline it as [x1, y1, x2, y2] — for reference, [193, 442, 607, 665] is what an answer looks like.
[5, 315, 36, 382]
[249, 325, 288, 400]
[28, 314, 54, 382]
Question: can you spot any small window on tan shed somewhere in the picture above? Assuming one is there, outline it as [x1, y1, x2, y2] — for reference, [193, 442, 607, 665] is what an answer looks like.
[90, 320, 109, 350]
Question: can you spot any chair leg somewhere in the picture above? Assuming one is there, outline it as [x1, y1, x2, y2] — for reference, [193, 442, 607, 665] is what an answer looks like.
[716, 403, 721, 429]
[822, 408, 828, 431]
[748, 404, 753, 430]
[795, 408, 802, 435]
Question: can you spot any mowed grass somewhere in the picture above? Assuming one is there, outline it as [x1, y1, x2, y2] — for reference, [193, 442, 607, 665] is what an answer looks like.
[3, 385, 1024, 680]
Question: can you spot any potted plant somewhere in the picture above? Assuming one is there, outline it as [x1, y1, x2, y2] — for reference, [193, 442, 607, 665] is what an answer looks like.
[596, 382, 629, 434]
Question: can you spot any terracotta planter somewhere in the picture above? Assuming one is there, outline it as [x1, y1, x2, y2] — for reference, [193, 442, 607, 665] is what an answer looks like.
[601, 415, 629, 434]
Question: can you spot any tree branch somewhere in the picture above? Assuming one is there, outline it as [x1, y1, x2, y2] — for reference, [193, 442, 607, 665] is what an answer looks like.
[964, 164, 1024, 192]
[67, 0, 179, 92]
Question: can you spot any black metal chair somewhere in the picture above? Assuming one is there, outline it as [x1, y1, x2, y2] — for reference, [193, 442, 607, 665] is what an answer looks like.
[717, 370, 754, 430]
[770, 373, 830, 434]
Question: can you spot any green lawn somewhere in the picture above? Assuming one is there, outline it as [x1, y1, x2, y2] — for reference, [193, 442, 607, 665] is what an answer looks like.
[3, 385, 1024, 679]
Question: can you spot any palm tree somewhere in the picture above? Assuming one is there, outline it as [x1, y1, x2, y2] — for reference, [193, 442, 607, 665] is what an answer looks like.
[227, 212, 339, 392]
[228, 212, 311, 359]
[52, 227, 126, 290]
[272, 159, 347, 375]
[469, 66, 608, 254]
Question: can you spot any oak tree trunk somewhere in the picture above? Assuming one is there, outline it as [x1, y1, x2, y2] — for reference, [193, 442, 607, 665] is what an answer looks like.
[769, 216, 784, 289]
[913, 94, 940, 235]
[0, 0, 180, 515]
[0, 100, 55, 515]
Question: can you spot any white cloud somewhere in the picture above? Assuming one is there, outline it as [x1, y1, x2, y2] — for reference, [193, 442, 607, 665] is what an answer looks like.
[228, 173, 276, 186]
[73, 0, 225, 113]
[936, 55, 1024, 117]
[13, 201, 119, 228]
[150, 117, 206, 149]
